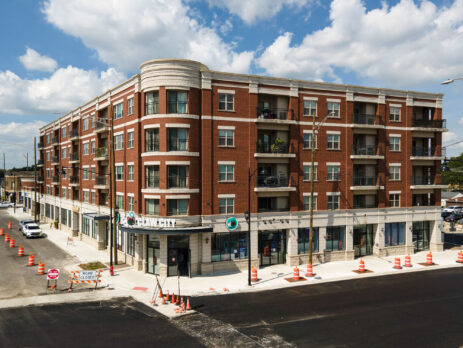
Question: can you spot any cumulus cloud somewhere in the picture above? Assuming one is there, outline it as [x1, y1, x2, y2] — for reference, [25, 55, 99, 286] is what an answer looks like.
[19, 47, 58, 72]
[206, 0, 311, 24]
[256, 0, 463, 86]
[42, 0, 254, 73]
[0, 66, 126, 115]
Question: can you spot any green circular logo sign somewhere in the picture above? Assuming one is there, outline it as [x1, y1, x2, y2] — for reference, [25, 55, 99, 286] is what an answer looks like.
[225, 217, 238, 231]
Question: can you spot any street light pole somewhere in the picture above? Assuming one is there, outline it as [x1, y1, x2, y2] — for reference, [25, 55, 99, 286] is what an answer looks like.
[34, 137, 38, 222]
[246, 167, 252, 286]
[109, 105, 118, 266]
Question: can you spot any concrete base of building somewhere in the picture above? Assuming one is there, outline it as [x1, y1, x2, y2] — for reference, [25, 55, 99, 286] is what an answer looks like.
[287, 253, 324, 266]
[430, 242, 444, 252]
[72, 229, 79, 237]
[97, 240, 106, 250]
[324, 250, 355, 262]
[374, 245, 414, 257]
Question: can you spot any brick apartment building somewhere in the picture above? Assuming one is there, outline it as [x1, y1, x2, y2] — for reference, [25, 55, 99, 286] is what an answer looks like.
[28, 58, 447, 277]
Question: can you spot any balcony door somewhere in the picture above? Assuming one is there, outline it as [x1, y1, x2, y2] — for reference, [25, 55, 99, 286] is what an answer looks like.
[353, 224, 374, 258]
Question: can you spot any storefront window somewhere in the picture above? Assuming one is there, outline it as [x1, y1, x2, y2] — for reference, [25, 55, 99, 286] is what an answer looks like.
[82, 217, 91, 236]
[297, 227, 319, 254]
[211, 232, 247, 262]
[385, 222, 405, 246]
[127, 233, 136, 256]
[326, 226, 345, 251]
[61, 208, 67, 226]
[147, 235, 160, 275]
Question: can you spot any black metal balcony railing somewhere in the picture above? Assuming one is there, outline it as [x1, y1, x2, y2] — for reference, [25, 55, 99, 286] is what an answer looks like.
[412, 177, 435, 185]
[51, 156, 59, 164]
[95, 120, 109, 131]
[353, 176, 377, 186]
[96, 176, 108, 186]
[70, 176, 79, 184]
[145, 176, 160, 188]
[353, 203, 377, 209]
[51, 136, 59, 144]
[257, 107, 290, 120]
[352, 145, 379, 156]
[412, 119, 446, 128]
[257, 141, 290, 154]
[37, 176, 44, 182]
[412, 147, 438, 157]
[70, 129, 79, 138]
[167, 175, 188, 188]
[257, 206, 288, 213]
[52, 176, 59, 183]
[95, 147, 107, 158]
[37, 143, 43, 149]
[37, 159, 44, 165]
[70, 152, 79, 161]
[353, 114, 383, 125]
[168, 139, 188, 151]
[257, 175, 289, 187]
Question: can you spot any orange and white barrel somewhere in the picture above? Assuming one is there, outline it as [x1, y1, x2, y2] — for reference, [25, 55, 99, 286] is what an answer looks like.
[393, 257, 402, 269]
[9, 238, 15, 248]
[18, 245, 24, 257]
[404, 254, 412, 267]
[251, 266, 258, 282]
[358, 259, 365, 272]
[28, 254, 35, 266]
[306, 263, 314, 277]
[426, 252, 433, 265]
[37, 262, 45, 275]
[4, 234, 10, 243]
[457, 251, 463, 264]
[0, 228, 4, 236]
[293, 267, 300, 281]
[8, 221, 12, 229]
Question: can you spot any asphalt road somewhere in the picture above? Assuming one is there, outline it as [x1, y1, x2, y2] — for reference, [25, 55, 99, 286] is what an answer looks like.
[194, 267, 463, 347]
[0, 208, 78, 298]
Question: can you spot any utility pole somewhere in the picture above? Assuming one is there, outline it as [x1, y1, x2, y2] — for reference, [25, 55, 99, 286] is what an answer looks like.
[308, 112, 316, 266]
[34, 138, 37, 222]
[110, 105, 118, 265]
[2, 153, 5, 201]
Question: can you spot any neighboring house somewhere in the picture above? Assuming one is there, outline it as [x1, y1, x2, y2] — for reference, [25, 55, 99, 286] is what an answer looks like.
[441, 191, 463, 207]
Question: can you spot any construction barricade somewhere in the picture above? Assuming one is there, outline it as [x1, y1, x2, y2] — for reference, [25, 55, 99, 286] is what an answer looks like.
[68, 270, 102, 291]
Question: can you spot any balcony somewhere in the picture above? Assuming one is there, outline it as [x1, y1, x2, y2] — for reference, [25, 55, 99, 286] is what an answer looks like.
[94, 176, 109, 190]
[255, 175, 296, 192]
[51, 156, 60, 165]
[410, 176, 447, 190]
[95, 120, 109, 133]
[350, 145, 384, 160]
[37, 159, 44, 167]
[256, 108, 291, 121]
[52, 176, 59, 185]
[167, 139, 188, 152]
[411, 147, 443, 161]
[167, 175, 188, 189]
[255, 141, 295, 159]
[69, 176, 79, 187]
[70, 152, 80, 163]
[351, 176, 382, 190]
[69, 129, 79, 140]
[37, 142, 43, 149]
[145, 177, 160, 189]
[37, 176, 44, 183]
[94, 147, 108, 161]
[412, 119, 446, 129]
[51, 136, 59, 145]
[353, 114, 383, 128]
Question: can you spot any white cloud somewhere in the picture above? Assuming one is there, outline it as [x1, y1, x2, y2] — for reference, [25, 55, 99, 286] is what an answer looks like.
[0, 66, 126, 115]
[42, 0, 254, 73]
[19, 47, 58, 72]
[257, 0, 463, 85]
[206, 0, 311, 24]
[444, 131, 459, 143]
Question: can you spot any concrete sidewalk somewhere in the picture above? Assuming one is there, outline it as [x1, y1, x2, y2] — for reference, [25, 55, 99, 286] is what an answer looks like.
[7, 208, 463, 318]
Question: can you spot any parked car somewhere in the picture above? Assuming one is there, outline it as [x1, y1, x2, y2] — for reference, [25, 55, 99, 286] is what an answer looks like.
[445, 213, 463, 223]
[442, 205, 462, 213]
[0, 202, 14, 208]
[22, 223, 43, 238]
[19, 219, 35, 232]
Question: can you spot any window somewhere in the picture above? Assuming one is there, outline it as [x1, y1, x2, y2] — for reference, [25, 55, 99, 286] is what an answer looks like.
[219, 164, 234, 182]
[326, 226, 345, 251]
[128, 165, 134, 181]
[304, 100, 317, 117]
[91, 140, 96, 154]
[303, 133, 317, 149]
[113, 103, 123, 119]
[116, 194, 124, 210]
[327, 134, 340, 150]
[46, 169, 50, 178]
[115, 166, 124, 181]
[62, 127, 66, 138]
[219, 198, 234, 214]
[303, 165, 317, 181]
[62, 148, 66, 159]
[219, 129, 234, 147]
[385, 222, 405, 246]
[390, 166, 400, 181]
[83, 118, 89, 131]
[91, 167, 96, 179]
[62, 188, 66, 199]
[303, 195, 317, 211]
[168, 128, 188, 151]
[47, 186, 50, 195]
[219, 93, 234, 111]
[83, 143, 89, 155]
[128, 97, 134, 115]
[327, 194, 339, 210]
[211, 232, 247, 261]
[298, 227, 319, 254]
[390, 137, 400, 152]
[389, 193, 400, 207]
[145, 129, 159, 152]
[91, 191, 95, 204]
[47, 152, 50, 161]
[327, 166, 340, 181]
[61, 169, 67, 179]
[114, 134, 123, 150]
[167, 91, 187, 114]
[46, 134, 50, 143]
[127, 132, 134, 148]
[127, 233, 136, 256]
[146, 199, 160, 215]
[390, 107, 401, 122]
[168, 166, 187, 188]
[327, 102, 340, 117]
[83, 191, 89, 203]
[167, 199, 188, 216]
[83, 168, 89, 180]
[145, 166, 160, 188]
[82, 216, 91, 235]
[145, 92, 159, 115]
[128, 196, 134, 211]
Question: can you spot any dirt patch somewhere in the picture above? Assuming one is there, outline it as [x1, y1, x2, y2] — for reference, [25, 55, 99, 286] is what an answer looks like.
[79, 261, 107, 270]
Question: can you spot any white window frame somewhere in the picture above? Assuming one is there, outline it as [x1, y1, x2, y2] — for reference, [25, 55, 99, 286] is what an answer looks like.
[389, 193, 401, 207]
[114, 134, 124, 150]
[389, 165, 401, 181]
[127, 131, 134, 148]
[303, 132, 318, 149]
[390, 136, 401, 152]
[327, 165, 340, 181]
[303, 164, 317, 181]
[219, 197, 234, 214]
[218, 93, 234, 111]
[390, 106, 401, 122]
[127, 97, 134, 115]
[218, 129, 234, 147]
[115, 165, 124, 181]
[128, 165, 134, 181]
[218, 164, 234, 182]
[83, 143, 89, 155]
[113, 103, 123, 119]
[327, 134, 340, 150]
[83, 118, 89, 131]
[327, 102, 340, 118]
[303, 100, 317, 117]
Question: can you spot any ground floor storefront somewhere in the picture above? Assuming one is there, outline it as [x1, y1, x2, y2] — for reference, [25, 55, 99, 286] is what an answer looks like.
[27, 193, 444, 277]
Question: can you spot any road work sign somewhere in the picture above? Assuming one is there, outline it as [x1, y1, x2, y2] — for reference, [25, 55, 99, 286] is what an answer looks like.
[47, 269, 60, 280]
[78, 271, 97, 281]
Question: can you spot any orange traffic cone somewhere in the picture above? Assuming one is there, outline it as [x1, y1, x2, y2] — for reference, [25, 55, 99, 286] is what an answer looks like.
[176, 294, 180, 306]
[186, 298, 192, 310]
[166, 291, 170, 302]
[8, 221, 12, 229]
[159, 289, 164, 298]
[161, 297, 166, 305]
[181, 297, 185, 309]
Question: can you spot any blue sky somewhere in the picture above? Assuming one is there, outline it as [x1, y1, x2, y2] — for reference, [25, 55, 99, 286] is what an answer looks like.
[1, 0, 463, 168]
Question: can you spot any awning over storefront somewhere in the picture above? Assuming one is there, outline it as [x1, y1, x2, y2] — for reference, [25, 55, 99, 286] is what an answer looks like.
[83, 213, 110, 221]
[119, 224, 213, 235]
